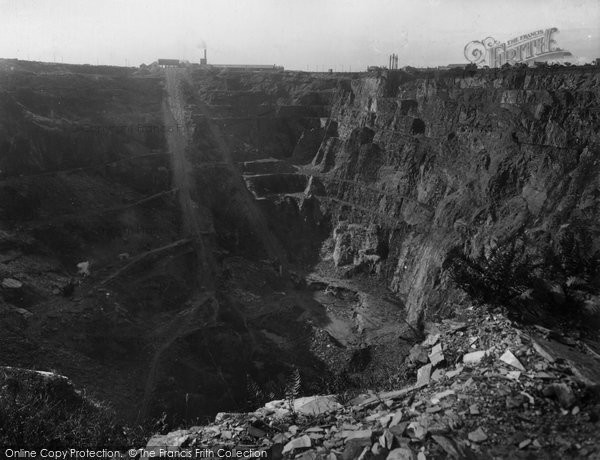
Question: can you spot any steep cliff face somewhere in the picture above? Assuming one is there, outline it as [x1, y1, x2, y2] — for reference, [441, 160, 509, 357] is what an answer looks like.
[314, 67, 600, 324]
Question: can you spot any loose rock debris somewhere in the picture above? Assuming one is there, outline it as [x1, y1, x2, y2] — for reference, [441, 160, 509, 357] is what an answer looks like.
[143, 307, 600, 459]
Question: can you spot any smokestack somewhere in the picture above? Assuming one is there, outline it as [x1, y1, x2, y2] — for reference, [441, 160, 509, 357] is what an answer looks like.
[204, 48, 207, 61]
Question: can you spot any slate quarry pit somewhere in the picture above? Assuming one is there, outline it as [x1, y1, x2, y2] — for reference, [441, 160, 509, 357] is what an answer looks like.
[0, 59, 599, 426]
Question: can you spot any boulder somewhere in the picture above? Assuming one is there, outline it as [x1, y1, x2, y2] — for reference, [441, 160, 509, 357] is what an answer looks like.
[428, 343, 445, 366]
[144, 430, 190, 457]
[468, 427, 488, 443]
[282, 435, 311, 454]
[416, 364, 432, 387]
[1, 278, 23, 289]
[387, 447, 416, 460]
[76, 261, 91, 276]
[463, 350, 487, 365]
[295, 395, 342, 415]
[542, 383, 576, 409]
[342, 429, 373, 445]
[499, 349, 525, 371]
[408, 344, 429, 364]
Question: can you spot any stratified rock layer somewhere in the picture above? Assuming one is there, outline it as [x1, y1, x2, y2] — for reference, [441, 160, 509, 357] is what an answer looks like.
[314, 67, 600, 323]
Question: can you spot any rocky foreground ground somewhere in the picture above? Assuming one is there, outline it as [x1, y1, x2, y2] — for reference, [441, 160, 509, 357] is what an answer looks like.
[140, 305, 600, 459]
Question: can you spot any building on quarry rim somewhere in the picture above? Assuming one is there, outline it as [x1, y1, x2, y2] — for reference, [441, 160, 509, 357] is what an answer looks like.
[157, 59, 181, 67]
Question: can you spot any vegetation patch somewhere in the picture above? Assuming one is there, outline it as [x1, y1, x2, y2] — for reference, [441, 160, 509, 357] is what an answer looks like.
[0, 368, 147, 448]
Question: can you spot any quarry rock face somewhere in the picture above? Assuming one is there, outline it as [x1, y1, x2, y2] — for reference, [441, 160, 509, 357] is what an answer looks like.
[332, 222, 383, 269]
[315, 67, 600, 323]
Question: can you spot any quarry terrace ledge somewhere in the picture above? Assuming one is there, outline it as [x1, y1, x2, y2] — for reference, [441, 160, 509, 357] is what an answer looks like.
[78, 124, 185, 134]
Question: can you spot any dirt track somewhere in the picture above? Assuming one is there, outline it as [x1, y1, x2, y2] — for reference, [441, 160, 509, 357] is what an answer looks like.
[135, 69, 222, 421]
[164, 67, 214, 287]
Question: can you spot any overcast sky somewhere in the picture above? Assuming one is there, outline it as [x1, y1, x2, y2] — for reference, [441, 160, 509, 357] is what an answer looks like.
[0, 0, 598, 69]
